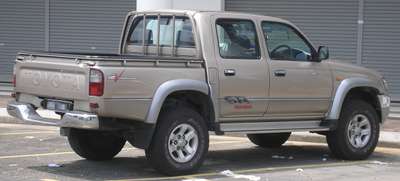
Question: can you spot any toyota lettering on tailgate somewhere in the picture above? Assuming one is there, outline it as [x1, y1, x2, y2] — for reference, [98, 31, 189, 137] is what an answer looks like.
[23, 70, 81, 91]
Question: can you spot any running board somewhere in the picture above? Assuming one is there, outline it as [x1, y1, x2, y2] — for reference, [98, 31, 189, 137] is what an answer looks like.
[219, 120, 337, 134]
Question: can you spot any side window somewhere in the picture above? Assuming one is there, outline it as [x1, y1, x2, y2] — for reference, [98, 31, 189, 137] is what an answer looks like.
[216, 19, 260, 59]
[262, 22, 313, 60]
[127, 16, 194, 47]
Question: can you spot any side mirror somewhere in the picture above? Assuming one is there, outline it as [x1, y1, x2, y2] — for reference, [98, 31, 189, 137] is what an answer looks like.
[317, 46, 329, 62]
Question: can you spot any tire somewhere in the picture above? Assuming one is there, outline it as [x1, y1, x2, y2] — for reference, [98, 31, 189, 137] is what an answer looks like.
[68, 129, 126, 160]
[145, 107, 209, 176]
[326, 100, 380, 160]
[247, 132, 291, 148]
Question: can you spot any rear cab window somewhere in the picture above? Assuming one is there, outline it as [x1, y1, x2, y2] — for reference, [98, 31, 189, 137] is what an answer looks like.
[124, 15, 196, 57]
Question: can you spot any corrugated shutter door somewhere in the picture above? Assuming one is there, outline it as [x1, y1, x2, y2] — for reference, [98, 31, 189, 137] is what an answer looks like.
[362, 0, 400, 99]
[49, 0, 136, 54]
[225, 0, 359, 64]
[0, 0, 45, 82]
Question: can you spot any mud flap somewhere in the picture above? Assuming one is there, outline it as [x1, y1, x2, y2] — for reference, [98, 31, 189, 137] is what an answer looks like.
[123, 124, 155, 149]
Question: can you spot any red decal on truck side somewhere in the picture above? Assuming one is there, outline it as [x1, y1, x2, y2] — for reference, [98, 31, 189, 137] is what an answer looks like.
[234, 105, 253, 109]
[114, 69, 126, 82]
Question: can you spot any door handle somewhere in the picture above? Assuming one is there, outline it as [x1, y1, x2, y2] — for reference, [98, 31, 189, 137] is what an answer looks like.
[224, 69, 236, 76]
[275, 70, 286, 76]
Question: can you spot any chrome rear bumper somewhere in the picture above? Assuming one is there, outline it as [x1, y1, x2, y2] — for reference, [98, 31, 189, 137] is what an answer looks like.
[7, 101, 99, 129]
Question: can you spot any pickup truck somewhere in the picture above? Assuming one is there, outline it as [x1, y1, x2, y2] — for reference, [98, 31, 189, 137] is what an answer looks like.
[7, 10, 390, 176]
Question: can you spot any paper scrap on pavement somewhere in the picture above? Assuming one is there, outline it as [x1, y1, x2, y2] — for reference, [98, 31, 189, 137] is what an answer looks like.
[371, 161, 388, 165]
[221, 170, 261, 181]
[221, 170, 234, 175]
[271, 155, 280, 159]
[48, 163, 62, 168]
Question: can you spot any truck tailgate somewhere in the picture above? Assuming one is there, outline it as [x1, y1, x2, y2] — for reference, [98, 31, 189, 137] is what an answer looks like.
[15, 56, 89, 100]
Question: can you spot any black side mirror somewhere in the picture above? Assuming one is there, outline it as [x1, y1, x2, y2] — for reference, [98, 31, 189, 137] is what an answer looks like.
[317, 46, 329, 62]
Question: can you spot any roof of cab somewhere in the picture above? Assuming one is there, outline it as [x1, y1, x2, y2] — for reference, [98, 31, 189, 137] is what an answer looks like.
[131, 9, 289, 24]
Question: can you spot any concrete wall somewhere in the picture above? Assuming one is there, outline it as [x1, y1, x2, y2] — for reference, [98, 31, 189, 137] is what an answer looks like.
[137, 0, 224, 11]
[173, 0, 224, 10]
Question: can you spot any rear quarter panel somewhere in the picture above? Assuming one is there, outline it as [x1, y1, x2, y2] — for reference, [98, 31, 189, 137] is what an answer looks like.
[89, 60, 206, 121]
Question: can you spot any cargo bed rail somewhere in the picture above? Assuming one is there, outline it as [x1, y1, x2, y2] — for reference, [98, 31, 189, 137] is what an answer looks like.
[17, 51, 204, 63]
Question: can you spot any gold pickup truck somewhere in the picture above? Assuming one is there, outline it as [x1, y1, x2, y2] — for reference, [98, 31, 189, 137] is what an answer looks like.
[7, 10, 390, 175]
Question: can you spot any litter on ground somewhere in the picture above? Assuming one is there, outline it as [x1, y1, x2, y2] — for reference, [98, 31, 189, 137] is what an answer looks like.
[221, 170, 261, 181]
[371, 161, 388, 165]
[296, 168, 303, 172]
[48, 163, 62, 168]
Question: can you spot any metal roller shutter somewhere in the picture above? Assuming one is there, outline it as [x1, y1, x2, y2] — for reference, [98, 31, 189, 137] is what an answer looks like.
[49, 0, 136, 54]
[362, 0, 400, 99]
[0, 0, 45, 82]
[226, 0, 400, 99]
[225, 0, 360, 64]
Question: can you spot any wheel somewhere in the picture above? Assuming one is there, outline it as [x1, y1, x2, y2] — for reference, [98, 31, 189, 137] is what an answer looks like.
[68, 129, 126, 160]
[145, 107, 209, 176]
[247, 133, 291, 148]
[326, 100, 380, 160]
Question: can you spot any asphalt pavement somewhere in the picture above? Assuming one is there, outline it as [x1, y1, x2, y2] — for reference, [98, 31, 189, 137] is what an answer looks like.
[0, 82, 399, 148]
[2, 124, 399, 180]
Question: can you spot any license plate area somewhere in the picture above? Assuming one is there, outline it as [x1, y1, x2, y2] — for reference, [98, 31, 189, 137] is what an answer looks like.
[41, 99, 73, 112]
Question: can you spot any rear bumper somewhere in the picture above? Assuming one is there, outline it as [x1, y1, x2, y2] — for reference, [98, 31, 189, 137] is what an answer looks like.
[7, 101, 99, 129]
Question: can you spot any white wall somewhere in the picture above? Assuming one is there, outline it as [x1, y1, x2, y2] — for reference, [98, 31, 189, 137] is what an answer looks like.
[173, 0, 224, 11]
[137, 0, 173, 11]
[137, 0, 224, 11]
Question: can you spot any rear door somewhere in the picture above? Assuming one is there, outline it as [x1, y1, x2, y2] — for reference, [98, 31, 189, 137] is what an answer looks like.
[211, 15, 269, 120]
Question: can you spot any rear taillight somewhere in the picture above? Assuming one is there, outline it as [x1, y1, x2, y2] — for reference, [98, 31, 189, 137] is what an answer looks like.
[89, 69, 104, 96]
[13, 74, 16, 87]
[13, 60, 17, 87]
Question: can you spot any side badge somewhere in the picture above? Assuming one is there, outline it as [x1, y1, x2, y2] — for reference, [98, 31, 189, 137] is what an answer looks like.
[224, 96, 253, 109]
[107, 69, 138, 82]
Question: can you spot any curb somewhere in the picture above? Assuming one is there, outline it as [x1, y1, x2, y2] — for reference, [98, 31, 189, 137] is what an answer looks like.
[1, 108, 399, 149]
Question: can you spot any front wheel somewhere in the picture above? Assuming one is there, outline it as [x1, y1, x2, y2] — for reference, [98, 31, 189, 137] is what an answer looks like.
[326, 100, 380, 160]
[68, 129, 126, 160]
[145, 107, 209, 176]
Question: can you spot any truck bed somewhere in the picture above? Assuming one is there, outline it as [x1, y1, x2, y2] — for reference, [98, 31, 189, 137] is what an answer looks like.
[13, 51, 206, 117]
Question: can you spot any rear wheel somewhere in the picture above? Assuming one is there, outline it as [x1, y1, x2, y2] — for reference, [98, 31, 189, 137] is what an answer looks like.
[247, 132, 291, 148]
[145, 107, 209, 176]
[326, 100, 379, 160]
[68, 129, 126, 160]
